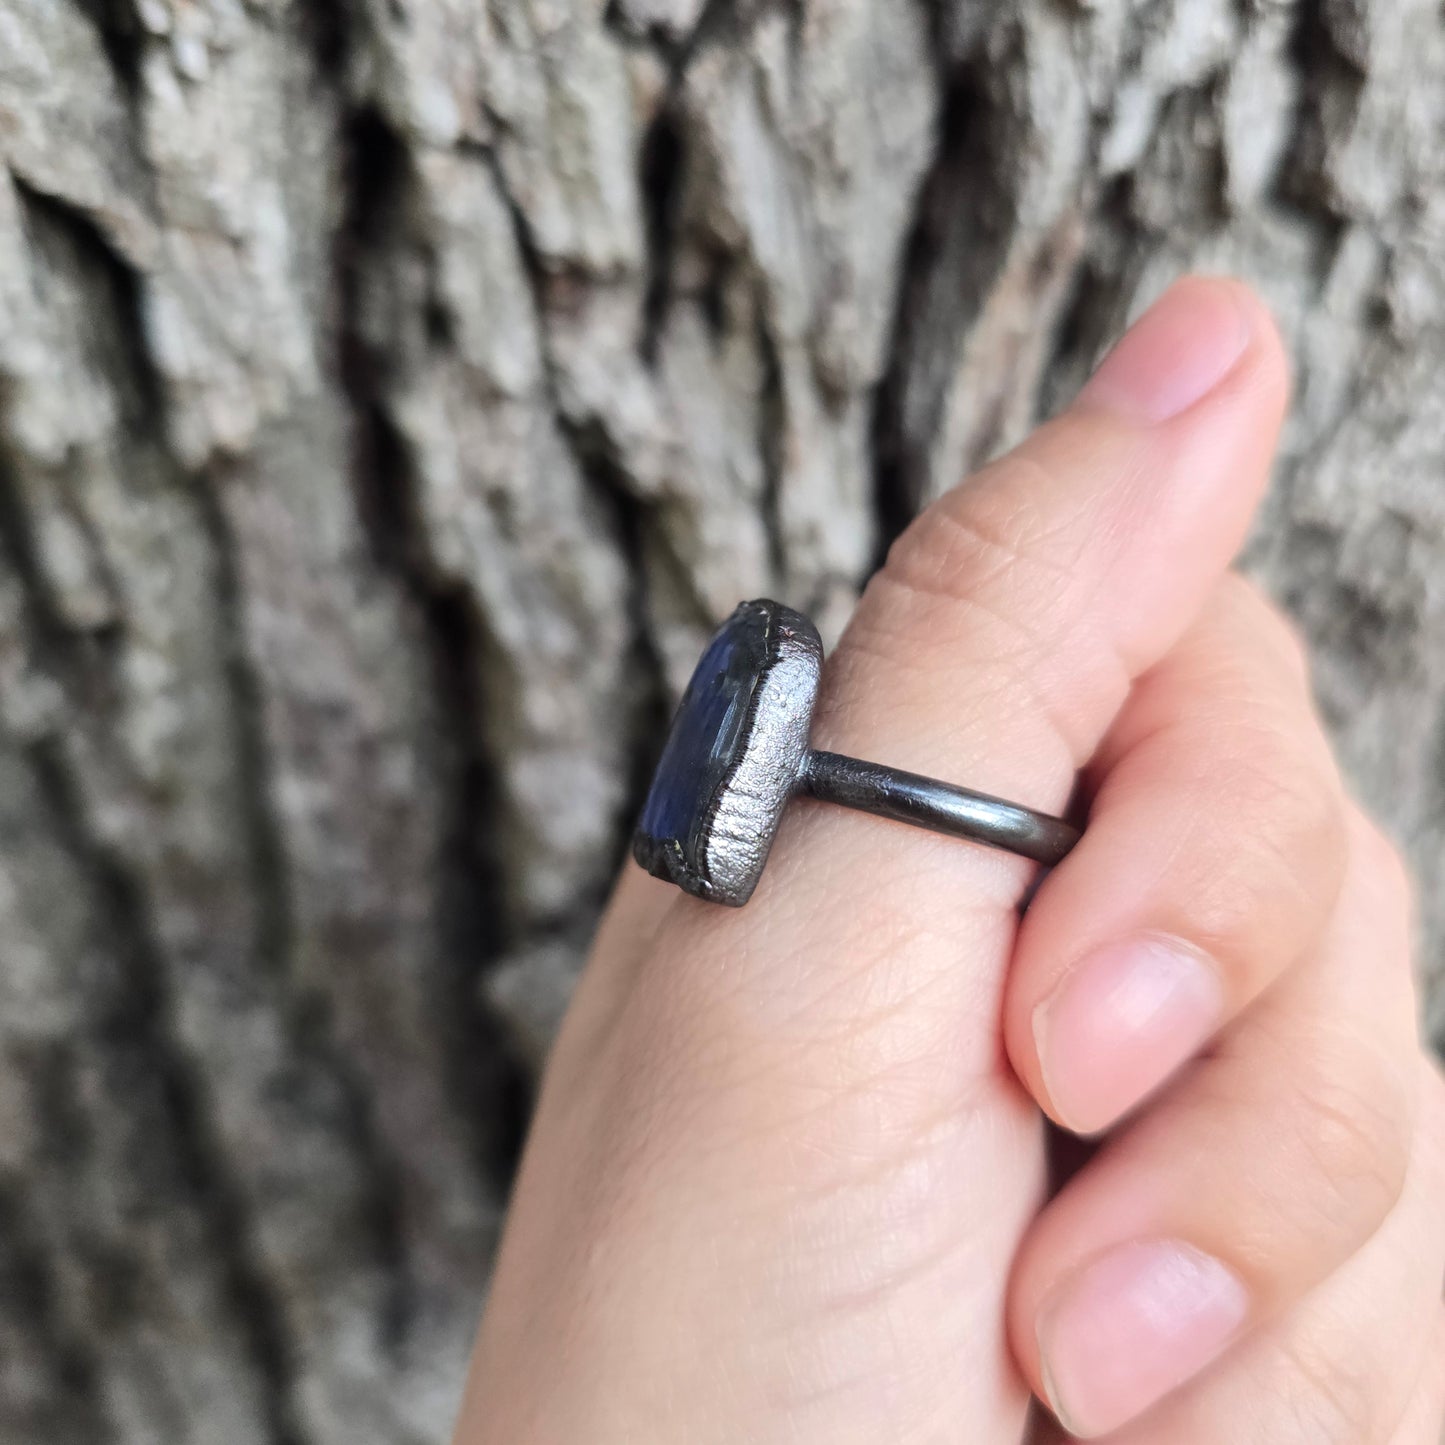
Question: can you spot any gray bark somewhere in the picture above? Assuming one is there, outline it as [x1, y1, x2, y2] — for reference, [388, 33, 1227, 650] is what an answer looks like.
[0, 0, 1441, 1438]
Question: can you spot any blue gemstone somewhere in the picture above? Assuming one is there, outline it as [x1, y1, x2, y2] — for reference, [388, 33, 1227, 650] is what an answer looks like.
[634, 606, 770, 891]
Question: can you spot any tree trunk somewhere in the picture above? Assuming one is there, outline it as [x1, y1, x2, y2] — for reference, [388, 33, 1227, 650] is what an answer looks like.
[0, 0, 1441, 1438]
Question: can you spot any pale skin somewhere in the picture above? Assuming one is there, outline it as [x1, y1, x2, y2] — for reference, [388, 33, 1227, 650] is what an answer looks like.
[453, 278, 1445, 1443]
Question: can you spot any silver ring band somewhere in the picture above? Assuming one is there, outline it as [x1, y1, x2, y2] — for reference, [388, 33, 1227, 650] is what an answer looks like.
[800, 750, 1078, 868]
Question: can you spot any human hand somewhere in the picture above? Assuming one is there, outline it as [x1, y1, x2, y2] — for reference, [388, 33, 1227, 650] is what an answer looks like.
[453, 278, 1445, 1443]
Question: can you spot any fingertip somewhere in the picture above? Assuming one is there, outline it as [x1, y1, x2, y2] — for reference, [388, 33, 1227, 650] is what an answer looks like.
[1034, 1240, 1250, 1437]
[1226, 279, 1292, 432]
[1077, 275, 1289, 430]
[1029, 936, 1224, 1136]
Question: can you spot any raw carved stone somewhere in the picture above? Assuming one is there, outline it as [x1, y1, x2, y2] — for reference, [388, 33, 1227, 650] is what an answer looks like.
[0, 0, 1442, 1439]
[633, 598, 820, 904]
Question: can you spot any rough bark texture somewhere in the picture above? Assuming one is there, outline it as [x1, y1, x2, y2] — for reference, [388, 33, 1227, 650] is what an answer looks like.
[0, 0, 1442, 1438]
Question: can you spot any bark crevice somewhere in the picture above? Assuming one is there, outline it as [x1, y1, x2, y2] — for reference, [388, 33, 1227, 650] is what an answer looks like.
[335, 107, 534, 1193]
[25, 738, 308, 1445]
[0, 1174, 114, 1442]
[870, 56, 1018, 553]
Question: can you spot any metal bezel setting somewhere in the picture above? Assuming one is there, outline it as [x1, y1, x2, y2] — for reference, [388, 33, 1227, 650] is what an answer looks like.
[633, 600, 822, 906]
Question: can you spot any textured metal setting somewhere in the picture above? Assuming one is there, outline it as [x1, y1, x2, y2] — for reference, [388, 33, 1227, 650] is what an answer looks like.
[632, 600, 821, 906]
[701, 606, 822, 904]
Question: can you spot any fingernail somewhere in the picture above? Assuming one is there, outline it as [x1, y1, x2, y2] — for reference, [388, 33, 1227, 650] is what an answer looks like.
[1078, 278, 1253, 424]
[1034, 936, 1222, 1134]
[1038, 1240, 1249, 1437]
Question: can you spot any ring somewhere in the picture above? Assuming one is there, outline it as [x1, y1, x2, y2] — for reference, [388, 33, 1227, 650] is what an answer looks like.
[633, 599, 1081, 906]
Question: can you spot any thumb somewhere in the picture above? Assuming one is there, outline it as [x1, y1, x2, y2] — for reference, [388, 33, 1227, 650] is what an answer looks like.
[460, 278, 1290, 1445]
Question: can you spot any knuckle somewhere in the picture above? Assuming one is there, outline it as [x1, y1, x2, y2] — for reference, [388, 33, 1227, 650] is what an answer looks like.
[1258, 601, 1314, 687]
[1182, 742, 1346, 945]
[1276, 1325, 1384, 1445]
[1216, 572, 1314, 685]
[1288, 1035, 1413, 1242]
[882, 459, 1071, 622]
[1216, 686, 1339, 808]
[1418, 1059, 1445, 1181]
[1267, 761, 1349, 900]
[1348, 811, 1415, 919]
[1169, 650, 1340, 830]
[1239, 744, 1344, 861]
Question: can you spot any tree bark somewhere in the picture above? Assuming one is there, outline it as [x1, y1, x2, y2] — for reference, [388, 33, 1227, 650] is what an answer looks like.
[1, 0, 1442, 1438]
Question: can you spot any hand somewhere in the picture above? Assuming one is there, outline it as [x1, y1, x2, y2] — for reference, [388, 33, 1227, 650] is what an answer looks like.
[453, 278, 1445, 1443]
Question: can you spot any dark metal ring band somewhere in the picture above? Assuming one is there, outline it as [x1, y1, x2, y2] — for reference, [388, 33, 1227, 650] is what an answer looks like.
[633, 598, 1080, 907]
[800, 750, 1078, 868]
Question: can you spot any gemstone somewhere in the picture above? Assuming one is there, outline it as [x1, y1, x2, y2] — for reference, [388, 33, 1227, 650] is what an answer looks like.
[633, 603, 773, 894]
